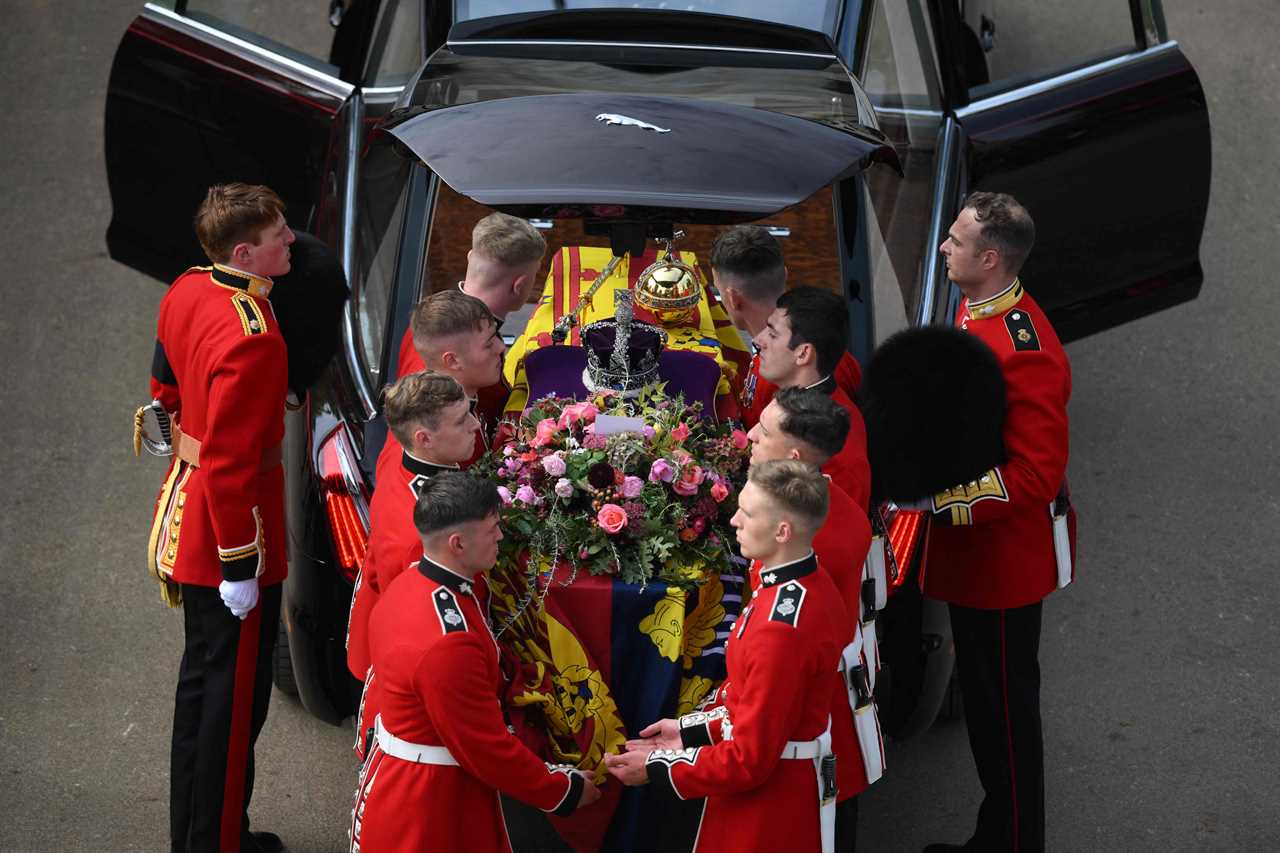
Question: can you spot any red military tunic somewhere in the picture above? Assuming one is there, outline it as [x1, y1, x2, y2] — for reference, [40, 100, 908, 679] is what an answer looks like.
[346, 451, 459, 680]
[823, 382, 872, 512]
[148, 264, 287, 589]
[732, 488, 876, 803]
[923, 279, 1072, 609]
[647, 553, 850, 851]
[351, 559, 584, 852]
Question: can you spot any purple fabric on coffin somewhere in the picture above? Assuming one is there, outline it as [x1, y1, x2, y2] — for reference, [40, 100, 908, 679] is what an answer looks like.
[523, 346, 721, 419]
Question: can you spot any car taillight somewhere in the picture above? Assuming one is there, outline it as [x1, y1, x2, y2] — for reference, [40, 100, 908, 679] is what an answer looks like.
[887, 509, 926, 589]
[317, 423, 370, 583]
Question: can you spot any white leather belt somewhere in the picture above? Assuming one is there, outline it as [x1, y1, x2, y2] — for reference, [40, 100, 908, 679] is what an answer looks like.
[375, 715, 458, 766]
[780, 738, 822, 760]
[780, 724, 836, 853]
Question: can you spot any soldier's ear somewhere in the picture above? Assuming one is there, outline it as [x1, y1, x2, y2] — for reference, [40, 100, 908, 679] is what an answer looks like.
[230, 240, 254, 265]
[774, 519, 793, 545]
[786, 447, 803, 462]
[794, 342, 815, 368]
[447, 530, 466, 555]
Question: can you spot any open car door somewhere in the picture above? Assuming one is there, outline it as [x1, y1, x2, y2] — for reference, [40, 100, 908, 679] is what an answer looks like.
[103, 2, 366, 281]
[922, 0, 1211, 339]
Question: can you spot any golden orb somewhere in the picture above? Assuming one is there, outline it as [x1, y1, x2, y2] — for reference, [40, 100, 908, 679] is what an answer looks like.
[634, 257, 702, 325]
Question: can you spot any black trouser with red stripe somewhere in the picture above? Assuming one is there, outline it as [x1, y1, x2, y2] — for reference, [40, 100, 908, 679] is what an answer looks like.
[949, 602, 1044, 853]
[171, 582, 281, 853]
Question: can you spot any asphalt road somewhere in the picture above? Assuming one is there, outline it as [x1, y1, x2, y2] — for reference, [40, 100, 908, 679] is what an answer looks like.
[1, 2, 1278, 852]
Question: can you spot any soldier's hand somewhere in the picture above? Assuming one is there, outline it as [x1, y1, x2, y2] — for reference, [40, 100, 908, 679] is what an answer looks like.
[626, 718, 681, 751]
[577, 776, 603, 807]
[218, 578, 260, 620]
[604, 749, 650, 786]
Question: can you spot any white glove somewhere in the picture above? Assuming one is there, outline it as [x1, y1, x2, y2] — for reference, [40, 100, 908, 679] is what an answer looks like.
[219, 578, 260, 620]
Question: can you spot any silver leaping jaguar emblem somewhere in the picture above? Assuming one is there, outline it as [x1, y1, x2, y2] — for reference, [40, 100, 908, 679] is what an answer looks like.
[595, 113, 671, 134]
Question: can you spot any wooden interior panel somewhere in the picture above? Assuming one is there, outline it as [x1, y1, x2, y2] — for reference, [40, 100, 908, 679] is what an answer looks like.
[425, 182, 842, 299]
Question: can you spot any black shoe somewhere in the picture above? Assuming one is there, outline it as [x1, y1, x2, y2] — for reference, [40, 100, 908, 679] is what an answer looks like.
[246, 831, 285, 852]
[922, 845, 967, 853]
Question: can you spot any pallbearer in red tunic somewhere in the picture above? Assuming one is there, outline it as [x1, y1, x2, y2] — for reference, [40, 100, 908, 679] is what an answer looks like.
[752, 287, 871, 511]
[375, 290, 505, 481]
[142, 184, 294, 853]
[392, 211, 546, 440]
[346, 372, 479, 733]
[708, 226, 862, 431]
[920, 194, 1072, 853]
[743, 387, 883, 851]
[605, 461, 850, 853]
[351, 473, 600, 853]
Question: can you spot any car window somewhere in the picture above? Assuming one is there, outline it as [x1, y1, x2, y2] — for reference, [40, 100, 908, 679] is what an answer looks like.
[155, 1, 340, 75]
[861, 0, 941, 111]
[454, 0, 842, 37]
[354, 150, 414, 386]
[364, 0, 425, 88]
[858, 0, 942, 325]
[859, 182, 912, 345]
[964, 3, 1138, 100]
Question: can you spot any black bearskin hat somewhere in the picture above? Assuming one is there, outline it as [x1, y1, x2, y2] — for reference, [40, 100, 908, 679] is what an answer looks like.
[268, 231, 349, 398]
[859, 325, 1006, 502]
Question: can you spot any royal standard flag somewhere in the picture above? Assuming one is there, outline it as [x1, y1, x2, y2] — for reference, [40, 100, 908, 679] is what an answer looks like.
[488, 554, 745, 852]
[503, 246, 751, 420]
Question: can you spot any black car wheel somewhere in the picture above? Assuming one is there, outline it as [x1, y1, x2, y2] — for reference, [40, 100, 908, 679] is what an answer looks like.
[272, 617, 299, 698]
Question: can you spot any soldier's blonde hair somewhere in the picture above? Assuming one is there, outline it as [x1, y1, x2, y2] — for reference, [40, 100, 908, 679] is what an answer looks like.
[471, 212, 545, 267]
[382, 371, 467, 446]
[748, 459, 830, 532]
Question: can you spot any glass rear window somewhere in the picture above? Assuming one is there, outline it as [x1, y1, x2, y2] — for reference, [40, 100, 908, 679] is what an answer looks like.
[454, 0, 842, 38]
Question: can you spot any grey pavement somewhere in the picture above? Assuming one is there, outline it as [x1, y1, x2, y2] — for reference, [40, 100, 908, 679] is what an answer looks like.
[0, 2, 1277, 852]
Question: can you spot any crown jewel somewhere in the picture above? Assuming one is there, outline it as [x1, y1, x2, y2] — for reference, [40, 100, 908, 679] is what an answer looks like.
[582, 290, 667, 396]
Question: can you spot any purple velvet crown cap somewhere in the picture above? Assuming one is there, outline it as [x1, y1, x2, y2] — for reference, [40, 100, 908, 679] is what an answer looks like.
[524, 346, 721, 419]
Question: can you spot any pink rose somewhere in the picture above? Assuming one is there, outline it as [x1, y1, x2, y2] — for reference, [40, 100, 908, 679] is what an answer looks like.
[621, 476, 644, 498]
[673, 465, 704, 496]
[731, 429, 749, 449]
[710, 481, 730, 503]
[542, 453, 567, 477]
[532, 418, 561, 447]
[597, 503, 628, 534]
[673, 449, 693, 465]
[496, 486, 513, 506]
[515, 484, 540, 505]
[648, 458, 676, 483]
[558, 401, 600, 428]
[554, 478, 575, 499]
[671, 422, 691, 442]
